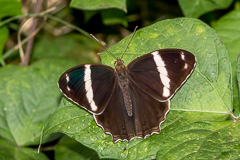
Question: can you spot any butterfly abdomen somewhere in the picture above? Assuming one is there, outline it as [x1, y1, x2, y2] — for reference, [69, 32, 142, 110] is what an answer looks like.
[115, 59, 133, 117]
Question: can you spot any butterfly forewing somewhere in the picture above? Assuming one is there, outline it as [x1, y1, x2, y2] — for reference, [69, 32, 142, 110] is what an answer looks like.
[58, 64, 116, 114]
[127, 49, 196, 101]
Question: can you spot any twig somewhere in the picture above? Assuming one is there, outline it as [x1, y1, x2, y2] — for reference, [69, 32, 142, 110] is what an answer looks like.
[0, 14, 90, 37]
[1, 13, 90, 61]
[18, 17, 46, 62]
[230, 112, 240, 121]
[21, 0, 43, 66]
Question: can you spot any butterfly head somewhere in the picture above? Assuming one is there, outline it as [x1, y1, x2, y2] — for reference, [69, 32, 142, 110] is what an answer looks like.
[114, 58, 126, 73]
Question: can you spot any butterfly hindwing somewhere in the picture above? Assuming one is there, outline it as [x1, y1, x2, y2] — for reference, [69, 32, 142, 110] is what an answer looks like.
[94, 84, 135, 142]
[127, 49, 196, 101]
[94, 79, 170, 142]
[130, 81, 170, 138]
[58, 64, 116, 114]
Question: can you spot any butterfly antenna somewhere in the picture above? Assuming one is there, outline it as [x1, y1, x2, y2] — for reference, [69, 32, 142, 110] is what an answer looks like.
[90, 34, 117, 59]
[120, 26, 138, 59]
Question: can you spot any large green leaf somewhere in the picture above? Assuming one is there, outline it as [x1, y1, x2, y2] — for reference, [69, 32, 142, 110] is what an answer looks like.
[213, 9, 240, 115]
[44, 18, 235, 159]
[0, 58, 77, 146]
[178, 0, 233, 18]
[0, 137, 49, 160]
[70, 0, 127, 12]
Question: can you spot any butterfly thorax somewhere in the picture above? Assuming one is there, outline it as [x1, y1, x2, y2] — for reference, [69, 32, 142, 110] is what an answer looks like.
[115, 58, 133, 117]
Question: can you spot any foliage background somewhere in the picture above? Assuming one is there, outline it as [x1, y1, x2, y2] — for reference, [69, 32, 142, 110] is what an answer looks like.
[0, 0, 240, 159]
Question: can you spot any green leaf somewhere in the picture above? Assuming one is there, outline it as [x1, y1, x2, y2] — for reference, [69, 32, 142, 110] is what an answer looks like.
[32, 34, 99, 64]
[0, 27, 8, 65]
[237, 57, 240, 100]
[70, 0, 127, 12]
[83, 11, 98, 23]
[0, 0, 22, 65]
[0, 0, 22, 19]
[44, 18, 234, 159]
[0, 137, 49, 160]
[0, 58, 77, 146]
[156, 117, 240, 159]
[100, 9, 128, 27]
[213, 9, 240, 115]
[55, 136, 103, 160]
[178, 0, 233, 18]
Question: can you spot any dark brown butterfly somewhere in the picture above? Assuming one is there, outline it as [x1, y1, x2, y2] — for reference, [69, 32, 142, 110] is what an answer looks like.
[58, 27, 196, 142]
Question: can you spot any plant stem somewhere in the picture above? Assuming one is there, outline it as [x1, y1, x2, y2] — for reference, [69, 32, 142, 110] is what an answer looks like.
[0, 14, 90, 37]
[0, 13, 91, 62]
[21, 0, 43, 66]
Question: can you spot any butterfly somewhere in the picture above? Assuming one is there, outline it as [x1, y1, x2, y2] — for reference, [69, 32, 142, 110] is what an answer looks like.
[58, 27, 196, 142]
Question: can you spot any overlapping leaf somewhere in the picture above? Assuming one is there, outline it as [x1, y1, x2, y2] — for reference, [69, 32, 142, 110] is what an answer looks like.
[0, 137, 49, 160]
[0, 27, 8, 65]
[70, 0, 127, 12]
[214, 9, 240, 115]
[55, 136, 102, 160]
[178, 0, 233, 18]
[100, 9, 127, 27]
[0, 0, 22, 18]
[0, 0, 22, 64]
